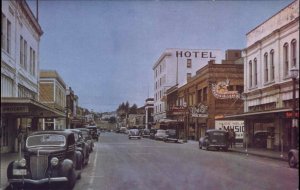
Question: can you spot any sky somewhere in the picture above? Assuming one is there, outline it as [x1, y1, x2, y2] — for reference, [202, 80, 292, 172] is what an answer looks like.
[27, 0, 292, 112]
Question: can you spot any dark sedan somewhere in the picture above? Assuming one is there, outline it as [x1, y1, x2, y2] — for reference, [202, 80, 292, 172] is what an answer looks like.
[199, 129, 229, 151]
[7, 130, 82, 189]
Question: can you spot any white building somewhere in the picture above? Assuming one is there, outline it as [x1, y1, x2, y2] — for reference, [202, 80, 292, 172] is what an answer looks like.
[227, 0, 299, 151]
[1, 1, 63, 153]
[152, 48, 223, 122]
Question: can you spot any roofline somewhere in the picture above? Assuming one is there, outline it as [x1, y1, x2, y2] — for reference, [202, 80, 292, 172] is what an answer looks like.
[246, 0, 297, 35]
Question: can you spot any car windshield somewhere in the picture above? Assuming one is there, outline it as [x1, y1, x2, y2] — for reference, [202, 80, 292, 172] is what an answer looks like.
[26, 134, 66, 147]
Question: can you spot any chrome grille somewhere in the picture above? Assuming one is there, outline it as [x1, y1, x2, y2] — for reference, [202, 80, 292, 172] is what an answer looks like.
[30, 155, 48, 179]
[51, 151, 65, 162]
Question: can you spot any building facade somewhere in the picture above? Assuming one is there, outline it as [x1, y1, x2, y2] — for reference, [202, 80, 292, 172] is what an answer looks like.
[152, 48, 223, 122]
[227, 0, 299, 151]
[39, 70, 67, 130]
[1, 1, 63, 153]
[166, 50, 244, 140]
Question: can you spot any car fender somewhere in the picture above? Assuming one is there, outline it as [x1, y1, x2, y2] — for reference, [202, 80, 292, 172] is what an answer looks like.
[289, 149, 299, 162]
[60, 159, 74, 176]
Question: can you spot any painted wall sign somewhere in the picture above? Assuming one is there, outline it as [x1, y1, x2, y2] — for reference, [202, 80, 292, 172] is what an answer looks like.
[176, 51, 217, 58]
[211, 79, 241, 99]
[215, 120, 244, 139]
[2, 106, 29, 113]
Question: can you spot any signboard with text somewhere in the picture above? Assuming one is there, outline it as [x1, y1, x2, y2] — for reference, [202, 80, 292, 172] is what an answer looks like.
[215, 120, 244, 139]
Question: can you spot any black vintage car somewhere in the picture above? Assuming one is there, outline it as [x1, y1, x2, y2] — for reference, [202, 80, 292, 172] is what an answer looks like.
[163, 129, 179, 143]
[67, 129, 90, 166]
[86, 126, 99, 141]
[199, 129, 229, 151]
[7, 130, 82, 189]
[77, 128, 94, 153]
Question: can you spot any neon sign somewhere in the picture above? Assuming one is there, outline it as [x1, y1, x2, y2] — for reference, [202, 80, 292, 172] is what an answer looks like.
[211, 79, 242, 99]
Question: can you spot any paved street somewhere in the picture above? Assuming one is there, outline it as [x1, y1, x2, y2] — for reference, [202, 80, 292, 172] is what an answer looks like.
[74, 132, 298, 190]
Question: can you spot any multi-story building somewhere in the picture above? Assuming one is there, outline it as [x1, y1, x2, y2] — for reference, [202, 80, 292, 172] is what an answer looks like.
[226, 0, 299, 150]
[152, 48, 223, 122]
[166, 50, 244, 140]
[39, 70, 67, 130]
[1, 1, 63, 153]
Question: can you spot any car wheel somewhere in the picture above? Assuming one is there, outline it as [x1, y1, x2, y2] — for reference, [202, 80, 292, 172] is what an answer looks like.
[206, 145, 210, 151]
[289, 155, 297, 168]
[199, 143, 202, 149]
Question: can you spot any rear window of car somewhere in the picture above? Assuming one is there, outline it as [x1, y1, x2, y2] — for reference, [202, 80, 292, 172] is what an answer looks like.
[26, 134, 66, 147]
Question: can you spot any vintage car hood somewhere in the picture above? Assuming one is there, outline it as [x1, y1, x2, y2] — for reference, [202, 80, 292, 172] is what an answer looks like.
[26, 146, 66, 155]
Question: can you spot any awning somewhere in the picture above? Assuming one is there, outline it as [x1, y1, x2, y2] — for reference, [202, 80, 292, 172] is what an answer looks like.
[221, 108, 294, 120]
[1, 97, 65, 118]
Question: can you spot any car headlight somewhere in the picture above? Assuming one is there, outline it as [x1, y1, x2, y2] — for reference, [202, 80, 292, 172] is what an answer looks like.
[50, 157, 59, 166]
[19, 158, 26, 167]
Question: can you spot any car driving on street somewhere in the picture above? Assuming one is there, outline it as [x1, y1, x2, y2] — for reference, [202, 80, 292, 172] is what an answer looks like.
[128, 129, 141, 139]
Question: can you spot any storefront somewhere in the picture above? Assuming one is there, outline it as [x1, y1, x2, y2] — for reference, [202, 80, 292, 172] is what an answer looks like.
[223, 108, 299, 151]
[0, 97, 65, 153]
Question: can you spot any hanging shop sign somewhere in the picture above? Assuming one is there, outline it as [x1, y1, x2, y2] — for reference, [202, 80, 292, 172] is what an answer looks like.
[211, 79, 241, 99]
[215, 120, 244, 139]
[191, 103, 208, 118]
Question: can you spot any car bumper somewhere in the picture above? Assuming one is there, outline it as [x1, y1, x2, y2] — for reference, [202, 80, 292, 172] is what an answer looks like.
[8, 177, 68, 185]
[129, 135, 141, 138]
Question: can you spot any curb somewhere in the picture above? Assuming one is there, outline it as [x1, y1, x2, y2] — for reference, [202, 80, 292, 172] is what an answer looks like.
[229, 149, 288, 162]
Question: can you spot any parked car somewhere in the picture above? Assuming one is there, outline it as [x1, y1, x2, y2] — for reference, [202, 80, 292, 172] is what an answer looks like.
[86, 125, 99, 141]
[154, 130, 168, 140]
[128, 129, 141, 139]
[149, 129, 157, 139]
[253, 131, 271, 148]
[120, 127, 128, 134]
[77, 128, 94, 153]
[67, 129, 90, 167]
[142, 129, 150, 138]
[7, 130, 82, 189]
[163, 129, 178, 143]
[288, 147, 299, 168]
[199, 129, 229, 151]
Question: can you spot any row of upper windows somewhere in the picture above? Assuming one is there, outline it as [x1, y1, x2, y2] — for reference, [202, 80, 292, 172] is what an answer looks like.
[155, 75, 166, 90]
[248, 39, 297, 88]
[154, 59, 192, 78]
[2, 13, 37, 77]
[154, 89, 165, 102]
[154, 104, 163, 114]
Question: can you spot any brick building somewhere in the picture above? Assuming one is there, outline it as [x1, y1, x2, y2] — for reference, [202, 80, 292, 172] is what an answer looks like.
[166, 50, 244, 140]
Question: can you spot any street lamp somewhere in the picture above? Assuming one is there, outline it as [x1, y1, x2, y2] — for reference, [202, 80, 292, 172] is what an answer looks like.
[290, 66, 299, 149]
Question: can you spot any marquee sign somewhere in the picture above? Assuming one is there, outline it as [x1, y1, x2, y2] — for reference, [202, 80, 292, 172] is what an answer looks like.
[211, 79, 242, 99]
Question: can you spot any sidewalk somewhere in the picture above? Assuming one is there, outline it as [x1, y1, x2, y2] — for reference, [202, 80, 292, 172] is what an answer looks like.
[0, 152, 21, 190]
[181, 140, 289, 162]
